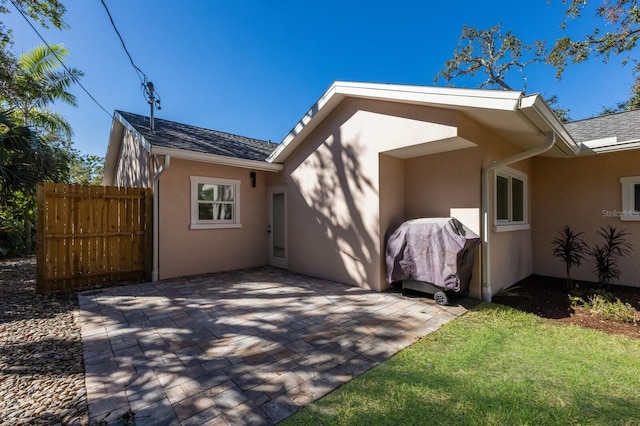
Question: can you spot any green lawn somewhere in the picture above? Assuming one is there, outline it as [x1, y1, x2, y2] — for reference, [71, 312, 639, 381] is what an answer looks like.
[282, 303, 640, 426]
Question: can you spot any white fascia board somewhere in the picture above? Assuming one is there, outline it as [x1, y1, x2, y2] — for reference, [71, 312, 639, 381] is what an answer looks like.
[267, 81, 523, 163]
[334, 81, 522, 111]
[114, 111, 151, 152]
[518, 94, 581, 156]
[151, 146, 283, 172]
[267, 84, 343, 163]
[581, 137, 619, 149]
[583, 138, 640, 154]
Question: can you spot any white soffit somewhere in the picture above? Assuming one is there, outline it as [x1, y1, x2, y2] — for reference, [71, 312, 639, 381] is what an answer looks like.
[382, 136, 478, 159]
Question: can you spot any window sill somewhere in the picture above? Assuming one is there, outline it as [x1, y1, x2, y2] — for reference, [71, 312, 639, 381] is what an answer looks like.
[190, 223, 242, 230]
[620, 215, 640, 222]
[494, 224, 530, 233]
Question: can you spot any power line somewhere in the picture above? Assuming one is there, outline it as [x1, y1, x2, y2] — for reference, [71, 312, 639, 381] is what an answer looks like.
[99, 0, 147, 85]
[99, 0, 162, 120]
[9, 0, 113, 119]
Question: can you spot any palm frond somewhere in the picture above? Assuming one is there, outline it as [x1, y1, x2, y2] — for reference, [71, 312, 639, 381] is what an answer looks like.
[18, 44, 70, 78]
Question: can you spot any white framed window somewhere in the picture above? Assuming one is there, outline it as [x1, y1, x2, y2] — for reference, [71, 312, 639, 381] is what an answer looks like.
[190, 176, 241, 229]
[619, 176, 640, 221]
[494, 167, 529, 231]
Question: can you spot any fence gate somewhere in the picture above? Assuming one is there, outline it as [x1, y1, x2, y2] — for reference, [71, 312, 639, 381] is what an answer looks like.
[36, 183, 153, 293]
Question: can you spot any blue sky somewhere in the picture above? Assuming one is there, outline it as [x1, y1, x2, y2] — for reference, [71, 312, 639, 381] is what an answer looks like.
[4, 1, 638, 156]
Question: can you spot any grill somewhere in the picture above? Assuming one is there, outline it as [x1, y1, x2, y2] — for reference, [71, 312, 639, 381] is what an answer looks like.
[385, 217, 480, 305]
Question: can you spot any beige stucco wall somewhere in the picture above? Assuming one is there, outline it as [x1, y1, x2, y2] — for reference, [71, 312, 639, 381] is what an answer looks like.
[532, 151, 640, 287]
[379, 154, 405, 286]
[157, 158, 269, 280]
[278, 97, 535, 294]
[280, 99, 460, 290]
[113, 129, 152, 188]
[403, 123, 534, 297]
[404, 148, 482, 298]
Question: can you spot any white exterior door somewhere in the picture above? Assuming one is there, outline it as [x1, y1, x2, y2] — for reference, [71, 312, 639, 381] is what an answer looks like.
[268, 186, 287, 268]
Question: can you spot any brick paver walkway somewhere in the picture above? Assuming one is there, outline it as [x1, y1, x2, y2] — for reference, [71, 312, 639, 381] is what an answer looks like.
[78, 267, 469, 425]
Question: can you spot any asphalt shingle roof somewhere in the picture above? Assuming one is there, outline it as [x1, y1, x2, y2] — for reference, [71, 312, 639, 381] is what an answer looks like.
[565, 109, 640, 143]
[116, 110, 278, 162]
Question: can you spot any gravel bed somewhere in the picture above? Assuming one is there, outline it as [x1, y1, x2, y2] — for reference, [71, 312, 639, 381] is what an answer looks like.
[0, 257, 87, 425]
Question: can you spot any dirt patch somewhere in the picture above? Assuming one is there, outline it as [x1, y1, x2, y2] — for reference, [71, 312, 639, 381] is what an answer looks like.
[492, 275, 640, 339]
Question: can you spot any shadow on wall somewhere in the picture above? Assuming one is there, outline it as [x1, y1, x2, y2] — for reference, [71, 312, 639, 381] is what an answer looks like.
[289, 125, 378, 289]
[117, 130, 152, 188]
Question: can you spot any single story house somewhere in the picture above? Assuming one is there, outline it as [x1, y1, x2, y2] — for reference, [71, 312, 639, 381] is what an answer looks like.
[103, 81, 640, 300]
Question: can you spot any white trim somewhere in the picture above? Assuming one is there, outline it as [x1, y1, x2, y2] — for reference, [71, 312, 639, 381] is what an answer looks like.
[583, 138, 640, 154]
[190, 176, 242, 228]
[190, 223, 242, 230]
[494, 224, 531, 232]
[518, 95, 580, 156]
[494, 166, 528, 227]
[114, 111, 151, 152]
[154, 146, 283, 172]
[620, 176, 640, 221]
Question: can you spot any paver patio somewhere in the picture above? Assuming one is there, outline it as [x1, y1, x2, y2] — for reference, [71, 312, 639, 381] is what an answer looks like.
[78, 267, 470, 425]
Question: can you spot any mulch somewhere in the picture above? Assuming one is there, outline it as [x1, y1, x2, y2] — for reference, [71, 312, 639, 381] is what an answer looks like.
[492, 275, 640, 339]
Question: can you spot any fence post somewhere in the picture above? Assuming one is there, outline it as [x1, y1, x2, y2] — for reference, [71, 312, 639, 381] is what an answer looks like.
[35, 183, 46, 293]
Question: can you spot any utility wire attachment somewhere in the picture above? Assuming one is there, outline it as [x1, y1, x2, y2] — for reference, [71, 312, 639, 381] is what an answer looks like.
[144, 81, 161, 132]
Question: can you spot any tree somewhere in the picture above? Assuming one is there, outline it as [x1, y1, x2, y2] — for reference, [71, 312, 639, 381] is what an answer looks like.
[434, 23, 571, 120]
[549, 0, 639, 78]
[0, 0, 66, 39]
[0, 1, 67, 98]
[0, 2, 74, 256]
[0, 110, 64, 198]
[549, 0, 640, 111]
[0, 26, 16, 99]
[4, 44, 83, 138]
[66, 147, 103, 185]
[434, 23, 546, 91]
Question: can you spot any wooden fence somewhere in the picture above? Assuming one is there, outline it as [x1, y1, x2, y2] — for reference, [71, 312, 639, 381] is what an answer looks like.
[36, 183, 153, 293]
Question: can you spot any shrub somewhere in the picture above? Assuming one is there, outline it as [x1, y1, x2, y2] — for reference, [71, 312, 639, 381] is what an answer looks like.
[590, 226, 632, 289]
[552, 226, 588, 290]
[569, 289, 637, 324]
[585, 291, 637, 324]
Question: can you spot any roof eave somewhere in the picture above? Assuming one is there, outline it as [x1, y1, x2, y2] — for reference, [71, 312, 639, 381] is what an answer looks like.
[102, 111, 152, 185]
[518, 94, 581, 156]
[580, 137, 640, 154]
[151, 146, 283, 172]
[267, 81, 525, 164]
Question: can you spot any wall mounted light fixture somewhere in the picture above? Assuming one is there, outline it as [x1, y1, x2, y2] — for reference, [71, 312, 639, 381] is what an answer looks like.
[250, 172, 256, 187]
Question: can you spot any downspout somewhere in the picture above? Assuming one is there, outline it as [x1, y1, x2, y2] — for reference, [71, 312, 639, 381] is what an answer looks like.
[480, 131, 555, 301]
[152, 154, 170, 281]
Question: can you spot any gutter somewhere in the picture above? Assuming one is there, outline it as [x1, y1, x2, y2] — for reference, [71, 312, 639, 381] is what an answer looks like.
[152, 154, 170, 281]
[480, 130, 556, 301]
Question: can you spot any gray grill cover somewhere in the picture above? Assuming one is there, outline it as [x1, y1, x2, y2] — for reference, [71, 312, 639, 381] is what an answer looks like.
[385, 218, 480, 292]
